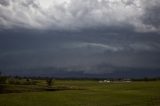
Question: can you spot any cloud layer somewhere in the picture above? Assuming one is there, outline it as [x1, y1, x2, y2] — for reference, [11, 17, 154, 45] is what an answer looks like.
[0, 0, 160, 77]
[0, 0, 160, 32]
[0, 30, 160, 76]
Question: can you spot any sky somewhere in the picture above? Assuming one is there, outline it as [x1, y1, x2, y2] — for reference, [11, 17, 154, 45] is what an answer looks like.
[0, 0, 160, 78]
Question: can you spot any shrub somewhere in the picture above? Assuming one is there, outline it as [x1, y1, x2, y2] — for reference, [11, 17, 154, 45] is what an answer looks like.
[46, 78, 55, 87]
[8, 78, 21, 85]
[0, 76, 7, 84]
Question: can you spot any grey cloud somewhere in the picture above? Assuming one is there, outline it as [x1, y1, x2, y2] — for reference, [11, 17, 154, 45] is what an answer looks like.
[121, 0, 137, 6]
[0, 0, 10, 6]
[0, 0, 160, 77]
[0, 0, 159, 32]
[1, 30, 160, 75]
[65, 42, 123, 52]
[142, 0, 160, 30]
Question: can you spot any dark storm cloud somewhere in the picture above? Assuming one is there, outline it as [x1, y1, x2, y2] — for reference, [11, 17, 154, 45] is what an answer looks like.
[0, 30, 160, 77]
[0, 0, 160, 77]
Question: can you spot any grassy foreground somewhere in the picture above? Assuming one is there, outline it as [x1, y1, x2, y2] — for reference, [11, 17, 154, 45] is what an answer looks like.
[0, 80, 160, 106]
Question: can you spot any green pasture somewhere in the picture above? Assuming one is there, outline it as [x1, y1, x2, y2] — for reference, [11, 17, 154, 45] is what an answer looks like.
[0, 80, 160, 106]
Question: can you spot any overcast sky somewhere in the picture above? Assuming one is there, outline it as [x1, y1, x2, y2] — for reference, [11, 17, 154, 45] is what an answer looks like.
[0, 0, 160, 77]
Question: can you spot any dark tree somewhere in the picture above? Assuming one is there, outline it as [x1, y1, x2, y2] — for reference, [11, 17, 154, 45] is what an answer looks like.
[46, 78, 54, 87]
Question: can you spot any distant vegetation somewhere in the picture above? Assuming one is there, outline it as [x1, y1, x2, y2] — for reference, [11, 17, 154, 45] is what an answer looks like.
[0, 77, 160, 106]
[0, 70, 160, 94]
[0, 72, 87, 93]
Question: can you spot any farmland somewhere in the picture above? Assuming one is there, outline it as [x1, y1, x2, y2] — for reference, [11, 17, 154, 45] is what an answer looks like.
[0, 80, 160, 106]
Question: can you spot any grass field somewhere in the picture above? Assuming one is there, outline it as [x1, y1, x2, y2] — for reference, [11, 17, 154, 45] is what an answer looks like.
[0, 80, 160, 106]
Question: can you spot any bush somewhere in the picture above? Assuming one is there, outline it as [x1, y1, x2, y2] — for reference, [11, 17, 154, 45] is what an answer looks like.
[0, 84, 6, 93]
[24, 79, 37, 85]
[8, 78, 21, 85]
[46, 78, 55, 87]
[0, 76, 7, 84]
